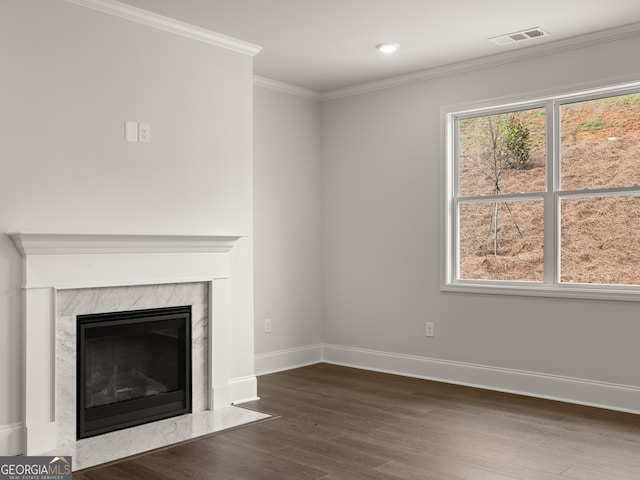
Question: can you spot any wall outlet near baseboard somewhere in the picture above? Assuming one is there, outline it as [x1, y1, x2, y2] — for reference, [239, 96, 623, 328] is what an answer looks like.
[265, 318, 272, 334]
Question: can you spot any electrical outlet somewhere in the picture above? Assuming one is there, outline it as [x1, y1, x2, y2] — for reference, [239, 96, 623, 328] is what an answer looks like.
[264, 318, 272, 334]
[425, 322, 434, 337]
[139, 123, 150, 143]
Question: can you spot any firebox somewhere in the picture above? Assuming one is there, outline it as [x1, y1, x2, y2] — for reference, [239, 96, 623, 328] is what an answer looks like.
[77, 305, 192, 439]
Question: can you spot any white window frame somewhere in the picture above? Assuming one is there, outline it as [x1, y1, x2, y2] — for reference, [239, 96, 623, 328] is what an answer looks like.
[442, 81, 640, 301]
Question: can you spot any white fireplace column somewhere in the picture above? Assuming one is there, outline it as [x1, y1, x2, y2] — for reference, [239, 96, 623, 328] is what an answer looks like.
[9, 233, 257, 455]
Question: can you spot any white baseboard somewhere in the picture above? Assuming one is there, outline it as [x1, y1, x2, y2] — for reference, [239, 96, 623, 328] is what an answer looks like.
[0, 422, 24, 456]
[254, 343, 640, 414]
[321, 344, 640, 415]
[254, 344, 323, 376]
[229, 375, 259, 404]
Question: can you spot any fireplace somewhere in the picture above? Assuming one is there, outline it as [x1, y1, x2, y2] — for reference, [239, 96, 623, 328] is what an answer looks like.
[9, 232, 259, 463]
[77, 306, 192, 439]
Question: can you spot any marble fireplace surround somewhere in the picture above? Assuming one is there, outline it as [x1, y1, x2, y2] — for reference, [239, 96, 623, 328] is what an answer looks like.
[9, 233, 261, 466]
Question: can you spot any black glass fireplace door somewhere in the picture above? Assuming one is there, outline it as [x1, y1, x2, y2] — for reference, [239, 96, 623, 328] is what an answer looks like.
[77, 306, 192, 439]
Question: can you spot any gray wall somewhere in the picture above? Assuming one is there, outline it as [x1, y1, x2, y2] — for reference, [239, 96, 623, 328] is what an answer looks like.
[253, 87, 323, 356]
[1, 0, 254, 453]
[251, 34, 640, 409]
[321, 36, 640, 388]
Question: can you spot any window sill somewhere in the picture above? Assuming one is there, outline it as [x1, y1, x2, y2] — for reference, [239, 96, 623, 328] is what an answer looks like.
[441, 280, 640, 302]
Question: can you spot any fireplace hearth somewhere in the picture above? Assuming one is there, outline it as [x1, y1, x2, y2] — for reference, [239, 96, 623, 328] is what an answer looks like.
[77, 306, 192, 439]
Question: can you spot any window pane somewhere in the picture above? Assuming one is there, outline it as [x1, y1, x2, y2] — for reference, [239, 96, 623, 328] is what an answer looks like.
[459, 108, 546, 196]
[561, 93, 640, 190]
[459, 200, 544, 281]
[561, 195, 640, 284]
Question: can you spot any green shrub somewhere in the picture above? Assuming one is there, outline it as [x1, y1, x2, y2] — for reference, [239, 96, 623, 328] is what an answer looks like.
[581, 117, 605, 130]
[503, 116, 530, 170]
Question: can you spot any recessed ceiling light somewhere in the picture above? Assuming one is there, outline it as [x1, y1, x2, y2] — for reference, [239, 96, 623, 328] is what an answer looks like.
[376, 43, 400, 53]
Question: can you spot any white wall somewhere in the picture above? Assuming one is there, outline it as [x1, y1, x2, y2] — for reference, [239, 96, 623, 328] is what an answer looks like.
[321, 36, 640, 409]
[0, 0, 255, 453]
[253, 87, 323, 372]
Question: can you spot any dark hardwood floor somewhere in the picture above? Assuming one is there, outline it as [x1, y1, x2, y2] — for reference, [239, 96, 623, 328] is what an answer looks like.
[76, 363, 640, 479]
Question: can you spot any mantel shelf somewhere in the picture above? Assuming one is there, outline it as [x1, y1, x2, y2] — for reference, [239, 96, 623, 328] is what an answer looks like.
[9, 233, 247, 255]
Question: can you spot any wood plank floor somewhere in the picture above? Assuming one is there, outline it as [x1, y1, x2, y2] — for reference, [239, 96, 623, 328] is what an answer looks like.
[76, 363, 640, 479]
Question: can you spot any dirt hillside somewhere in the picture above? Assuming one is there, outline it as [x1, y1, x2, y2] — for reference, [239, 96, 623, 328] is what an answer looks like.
[458, 94, 640, 284]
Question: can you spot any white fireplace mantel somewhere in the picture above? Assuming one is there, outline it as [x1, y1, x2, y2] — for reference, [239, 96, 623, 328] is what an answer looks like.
[10, 233, 248, 290]
[9, 232, 257, 456]
[10, 232, 244, 255]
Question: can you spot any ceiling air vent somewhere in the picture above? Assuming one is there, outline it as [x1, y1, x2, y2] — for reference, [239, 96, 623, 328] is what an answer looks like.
[489, 27, 549, 46]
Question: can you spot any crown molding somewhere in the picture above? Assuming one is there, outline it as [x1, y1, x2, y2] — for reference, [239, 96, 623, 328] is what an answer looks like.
[253, 75, 322, 101]
[321, 22, 640, 101]
[63, 0, 262, 56]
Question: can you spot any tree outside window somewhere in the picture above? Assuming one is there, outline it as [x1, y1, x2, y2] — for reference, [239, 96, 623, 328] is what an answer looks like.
[447, 87, 640, 292]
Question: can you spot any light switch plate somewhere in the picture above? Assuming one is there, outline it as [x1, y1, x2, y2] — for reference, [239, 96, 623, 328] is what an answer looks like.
[125, 121, 138, 142]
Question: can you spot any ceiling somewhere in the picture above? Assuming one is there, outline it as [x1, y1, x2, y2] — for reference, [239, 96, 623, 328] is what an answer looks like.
[117, 0, 640, 93]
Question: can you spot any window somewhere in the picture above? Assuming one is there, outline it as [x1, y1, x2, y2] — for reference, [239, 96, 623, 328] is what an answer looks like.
[443, 83, 640, 299]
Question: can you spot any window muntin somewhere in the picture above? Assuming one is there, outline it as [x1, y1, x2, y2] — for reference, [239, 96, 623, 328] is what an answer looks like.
[446, 84, 640, 295]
